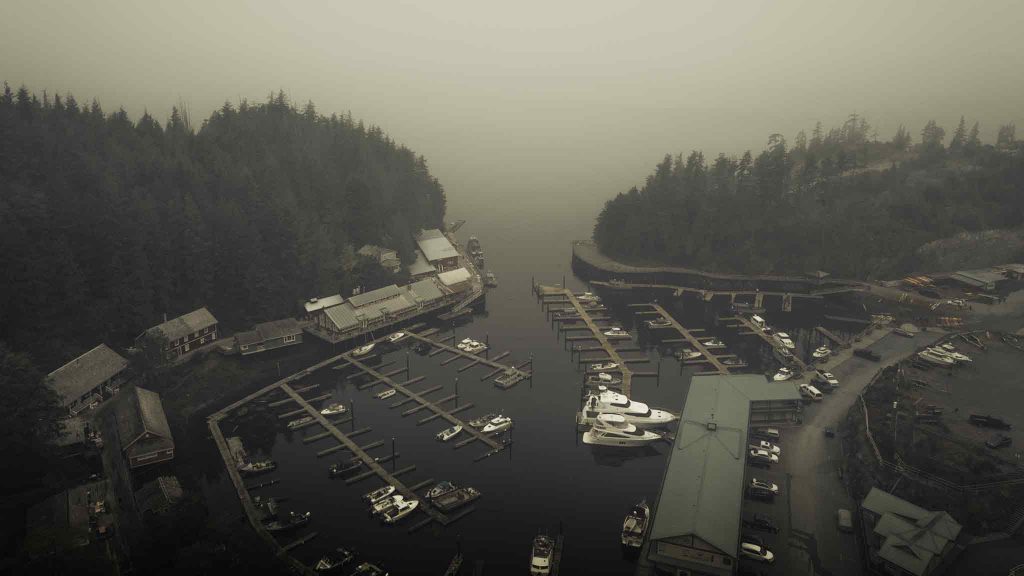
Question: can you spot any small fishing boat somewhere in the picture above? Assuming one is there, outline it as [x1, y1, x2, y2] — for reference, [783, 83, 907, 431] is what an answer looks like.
[585, 372, 622, 386]
[351, 343, 376, 357]
[329, 457, 362, 478]
[577, 292, 601, 304]
[363, 485, 396, 504]
[376, 388, 397, 400]
[433, 486, 481, 512]
[603, 327, 631, 339]
[812, 346, 831, 360]
[382, 498, 419, 524]
[675, 348, 702, 361]
[239, 459, 277, 476]
[468, 413, 498, 428]
[371, 495, 404, 516]
[590, 362, 618, 371]
[436, 424, 463, 442]
[772, 367, 795, 382]
[315, 548, 354, 573]
[482, 415, 513, 434]
[530, 533, 555, 576]
[621, 499, 650, 549]
[426, 481, 458, 500]
[702, 337, 726, 348]
[287, 416, 315, 430]
[351, 562, 387, 576]
[264, 511, 311, 533]
[646, 318, 672, 329]
[320, 402, 347, 416]
[386, 332, 407, 343]
[456, 338, 475, 350]
[462, 341, 488, 354]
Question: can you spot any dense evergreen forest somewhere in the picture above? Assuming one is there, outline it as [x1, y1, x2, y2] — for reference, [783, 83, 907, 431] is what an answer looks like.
[0, 85, 446, 368]
[594, 116, 1024, 279]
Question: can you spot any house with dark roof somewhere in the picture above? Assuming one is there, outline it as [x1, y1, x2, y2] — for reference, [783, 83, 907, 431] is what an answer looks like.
[137, 307, 218, 359]
[47, 344, 130, 415]
[115, 387, 175, 469]
[646, 374, 802, 575]
[233, 318, 303, 356]
[861, 488, 963, 576]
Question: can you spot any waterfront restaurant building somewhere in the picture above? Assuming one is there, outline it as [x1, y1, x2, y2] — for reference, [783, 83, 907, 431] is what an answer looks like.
[647, 374, 801, 575]
[47, 344, 129, 415]
[138, 307, 219, 359]
[316, 278, 449, 341]
[234, 318, 303, 356]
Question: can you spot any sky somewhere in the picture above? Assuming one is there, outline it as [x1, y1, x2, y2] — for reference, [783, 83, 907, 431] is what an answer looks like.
[3, 0, 1022, 220]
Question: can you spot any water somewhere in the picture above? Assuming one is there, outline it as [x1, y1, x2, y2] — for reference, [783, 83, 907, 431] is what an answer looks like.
[199, 193, 869, 574]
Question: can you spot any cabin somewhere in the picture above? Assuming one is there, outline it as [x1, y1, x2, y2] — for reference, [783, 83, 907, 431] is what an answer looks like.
[234, 318, 303, 356]
[438, 267, 473, 294]
[115, 387, 175, 469]
[415, 229, 460, 272]
[138, 307, 219, 359]
[860, 488, 962, 576]
[47, 344, 130, 415]
[357, 244, 401, 273]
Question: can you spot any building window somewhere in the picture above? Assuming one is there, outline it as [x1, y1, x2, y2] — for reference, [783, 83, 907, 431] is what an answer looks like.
[184, 343, 190, 352]
[241, 345, 249, 351]
[283, 334, 297, 343]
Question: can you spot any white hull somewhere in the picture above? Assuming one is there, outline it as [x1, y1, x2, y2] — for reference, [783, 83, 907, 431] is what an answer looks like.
[482, 422, 511, 434]
[582, 431, 661, 447]
[580, 409, 676, 428]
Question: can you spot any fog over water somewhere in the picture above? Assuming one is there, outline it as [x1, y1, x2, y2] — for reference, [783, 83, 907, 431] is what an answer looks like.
[4, 0, 1023, 225]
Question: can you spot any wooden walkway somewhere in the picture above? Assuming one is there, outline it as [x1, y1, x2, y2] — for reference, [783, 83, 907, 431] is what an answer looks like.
[404, 331, 531, 387]
[590, 279, 830, 300]
[732, 315, 811, 372]
[535, 284, 635, 395]
[345, 355, 504, 452]
[633, 302, 731, 375]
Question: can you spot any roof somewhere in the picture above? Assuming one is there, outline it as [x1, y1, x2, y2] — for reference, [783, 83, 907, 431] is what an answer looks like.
[349, 284, 403, 308]
[357, 244, 395, 258]
[135, 476, 183, 515]
[407, 278, 444, 304]
[951, 269, 1005, 287]
[373, 294, 416, 316]
[116, 387, 173, 457]
[325, 304, 362, 332]
[304, 294, 344, 313]
[415, 229, 458, 262]
[438, 267, 472, 287]
[148, 307, 217, 342]
[47, 344, 128, 406]
[863, 488, 962, 576]
[649, 374, 802, 560]
[235, 318, 302, 347]
[408, 250, 436, 276]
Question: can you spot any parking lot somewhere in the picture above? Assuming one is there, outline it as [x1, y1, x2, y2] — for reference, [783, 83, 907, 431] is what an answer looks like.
[737, 329, 942, 575]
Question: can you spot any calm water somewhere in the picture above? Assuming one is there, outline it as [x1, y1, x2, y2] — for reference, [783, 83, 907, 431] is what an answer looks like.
[200, 195, 867, 575]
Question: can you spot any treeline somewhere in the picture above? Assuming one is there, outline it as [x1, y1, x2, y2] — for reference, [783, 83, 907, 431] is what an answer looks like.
[0, 85, 446, 368]
[594, 115, 1024, 278]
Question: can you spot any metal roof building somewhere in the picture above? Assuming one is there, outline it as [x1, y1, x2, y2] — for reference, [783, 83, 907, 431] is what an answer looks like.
[415, 229, 459, 263]
[407, 278, 445, 304]
[349, 285, 403, 308]
[861, 488, 962, 576]
[647, 374, 801, 575]
[408, 250, 436, 278]
[950, 269, 1005, 291]
[147, 307, 218, 342]
[304, 294, 344, 314]
[47, 344, 129, 413]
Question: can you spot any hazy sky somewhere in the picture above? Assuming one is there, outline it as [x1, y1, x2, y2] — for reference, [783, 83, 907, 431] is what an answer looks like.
[3, 0, 1022, 219]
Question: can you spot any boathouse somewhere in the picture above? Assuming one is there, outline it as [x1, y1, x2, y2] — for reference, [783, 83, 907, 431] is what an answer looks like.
[115, 387, 175, 469]
[415, 229, 460, 272]
[138, 307, 219, 359]
[358, 244, 402, 273]
[234, 318, 303, 356]
[647, 374, 801, 575]
[46, 344, 129, 415]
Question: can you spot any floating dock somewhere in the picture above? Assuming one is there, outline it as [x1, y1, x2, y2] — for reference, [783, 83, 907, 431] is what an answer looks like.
[404, 331, 531, 389]
[630, 302, 731, 375]
[729, 314, 811, 372]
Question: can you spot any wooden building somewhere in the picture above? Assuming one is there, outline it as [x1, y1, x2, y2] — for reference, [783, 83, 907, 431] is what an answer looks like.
[47, 344, 129, 415]
[234, 318, 303, 356]
[415, 229, 460, 272]
[115, 387, 175, 469]
[438, 267, 473, 294]
[303, 294, 344, 321]
[138, 307, 219, 359]
[357, 244, 402, 273]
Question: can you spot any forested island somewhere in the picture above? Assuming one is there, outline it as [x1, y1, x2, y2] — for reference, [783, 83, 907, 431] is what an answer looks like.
[594, 116, 1024, 279]
[0, 85, 446, 369]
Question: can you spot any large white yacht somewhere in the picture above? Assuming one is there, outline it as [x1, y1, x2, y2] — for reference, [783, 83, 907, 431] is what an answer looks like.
[582, 414, 662, 447]
[482, 415, 513, 434]
[581, 389, 677, 427]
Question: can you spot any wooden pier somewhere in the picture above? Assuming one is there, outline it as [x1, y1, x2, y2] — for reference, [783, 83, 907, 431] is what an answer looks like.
[345, 355, 504, 452]
[732, 315, 811, 372]
[815, 326, 848, 348]
[535, 284, 636, 395]
[631, 302, 731, 375]
[404, 331, 531, 389]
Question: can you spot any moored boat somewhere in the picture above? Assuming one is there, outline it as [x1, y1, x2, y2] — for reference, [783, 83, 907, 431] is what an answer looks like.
[371, 494, 404, 516]
[287, 416, 315, 430]
[433, 486, 481, 512]
[702, 337, 726, 348]
[674, 348, 702, 361]
[264, 511, 311, 533]
[376, 388, 397, 400]
[482, 415, 513, 434]
[646, 318, 672, 329]
[772, 367, 795, 382]
[426, 481, 458, 500]
[351, 343, 376, 357]
[382, 498, 419, 524]
[351, 562, 387, 576]
[239, 459, 277, 476]
[585, 372, 622, 386]
[468, 413, 497, 428]
[386, 332, 407, 343]
[582, 414, 662, 447]
[320, 402, 347, 416]
[621, 499, 650, 548]
[329, 457, 362, 477]
[363, 484, 396, 504]
[315, 548, 354, 573]
[773, 332, 795, 350]
[436, 424, 463, 442]
[530, 533, 555, 576]
[812, 346, 831, 360]
[581, 389, 677, 428]
[603, 327, 631, 339]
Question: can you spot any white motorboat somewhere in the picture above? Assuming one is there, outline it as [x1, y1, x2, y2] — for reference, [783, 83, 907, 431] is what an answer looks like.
[363, 485, 396, 504]
[812, 346, 831, 360]
[918, 350, 955, 367]
[468, 413, 497, 428]
[320, 402, 347, 416]
[582, 414, 662, 447]
[530, 533, 555, 576]
[646, 318, 672, 329]
[371, 494, 404, 515]
[603, 327, 631, 339]
[581, 389, 677, 427]
[426, 481, 458, 500]
[585, 372, 622, 386]
[436, 424, 463, 442]
[456, 338, 474, 350]
[702, 338, 726, 348]
[675, 348, 702, 361]
[315, 547, 354, 573]
[351, 343, 375, 357]
[927, 346, 971, 363]
[773, 333, 795, 350]
[376, 388, 397, 400]
[772, 367, 795, 382]
[382, 498, 419, 524]
[462, 341, 488, 354]
[482, 415, 513, 434]
[577, 292, 601, 304]
[590, 362, 618, 371]
[621, 499, 650, 548]
[287, 416, 315, 430]
[387, 332, 407, 343]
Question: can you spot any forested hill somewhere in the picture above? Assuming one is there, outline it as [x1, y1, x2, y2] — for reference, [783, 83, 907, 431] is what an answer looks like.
[594, 116, 1024, 279]
[0, 86, 446, 367]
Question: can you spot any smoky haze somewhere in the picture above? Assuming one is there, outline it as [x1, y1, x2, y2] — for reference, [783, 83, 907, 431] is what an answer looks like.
[3, 0, 1022, 220]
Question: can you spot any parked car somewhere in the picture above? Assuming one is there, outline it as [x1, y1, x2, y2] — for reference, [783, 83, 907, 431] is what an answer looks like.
[746, 486, 775, 502]
[813, 370, 840, 390]
[986, 433, 1012, 449]
[837, 509, 854, 533]
[750, 427, 781, 441]
[750, 478, 779, 494]
[738, 542, 775, 564]
[742, 513, 779, 533]
[853, 348, 881, 361]
[750, 440, 781, 455]
[748, 449, 779, 467]
[799, 384, 824, 401]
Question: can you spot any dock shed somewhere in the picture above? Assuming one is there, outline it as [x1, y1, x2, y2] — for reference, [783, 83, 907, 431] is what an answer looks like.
[115, 387, 175, 469]
[47, 344, 129, 415]
[234, 318, 303, 356]
[415, 229, 460, 272]
[950, 269, 1006, 291]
